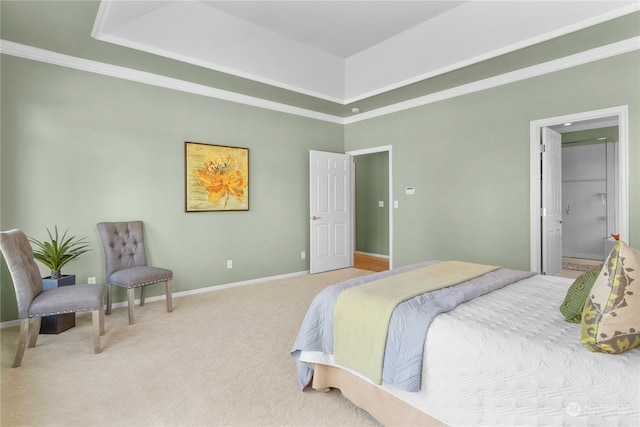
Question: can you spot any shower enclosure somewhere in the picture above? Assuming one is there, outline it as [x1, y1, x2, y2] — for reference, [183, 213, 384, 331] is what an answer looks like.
[561, 140, 616, 261]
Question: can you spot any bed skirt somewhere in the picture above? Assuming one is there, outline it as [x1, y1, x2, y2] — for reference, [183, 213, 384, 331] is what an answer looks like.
[311, 363, 445, 427]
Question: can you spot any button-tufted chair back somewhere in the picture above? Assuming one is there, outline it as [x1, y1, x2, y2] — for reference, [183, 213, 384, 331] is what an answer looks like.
[97, 221, 148, 278]
[96, 220, 173, 325]
[0, 230, 44, 319]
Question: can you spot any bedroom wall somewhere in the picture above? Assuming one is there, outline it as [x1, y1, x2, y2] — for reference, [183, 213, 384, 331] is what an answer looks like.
[344, 51, 639, 270]
[0, 54, 343, 322]
[1, 1, 639, 322]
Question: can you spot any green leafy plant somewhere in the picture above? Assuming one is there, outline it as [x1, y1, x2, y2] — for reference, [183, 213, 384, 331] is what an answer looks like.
[29, 226, 91, 279]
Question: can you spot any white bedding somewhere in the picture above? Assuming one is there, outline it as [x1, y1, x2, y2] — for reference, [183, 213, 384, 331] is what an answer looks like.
[300, 274, 640, 426]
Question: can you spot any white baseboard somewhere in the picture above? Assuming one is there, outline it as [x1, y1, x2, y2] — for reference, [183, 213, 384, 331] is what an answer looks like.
[0, 270, 310, 329]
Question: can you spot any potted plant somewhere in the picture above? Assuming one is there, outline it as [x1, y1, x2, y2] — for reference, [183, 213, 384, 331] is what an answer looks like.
[29, 226, 91, 280]
[29, 226, 92, 334]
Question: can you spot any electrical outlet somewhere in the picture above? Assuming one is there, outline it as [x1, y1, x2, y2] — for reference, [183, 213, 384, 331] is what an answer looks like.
[88, 276, 96, 284]
[301, 251, 306, 259]
[227, 260, 233, 269]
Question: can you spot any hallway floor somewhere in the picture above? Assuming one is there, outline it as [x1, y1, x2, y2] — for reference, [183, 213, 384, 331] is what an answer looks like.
[559, 257, 603, 279]
[353, 252, 389, 272]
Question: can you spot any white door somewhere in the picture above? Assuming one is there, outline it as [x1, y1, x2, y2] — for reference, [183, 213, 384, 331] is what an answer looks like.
[309, 150, 352, 274]
[541, 127, 563, 275]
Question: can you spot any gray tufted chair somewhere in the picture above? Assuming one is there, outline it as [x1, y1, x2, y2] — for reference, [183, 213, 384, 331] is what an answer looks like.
[0, 229, 105, 367]
[97, 221, 173, 325]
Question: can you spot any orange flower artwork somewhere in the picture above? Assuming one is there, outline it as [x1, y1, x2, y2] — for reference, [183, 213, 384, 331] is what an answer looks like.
[185, 142, 249, 211]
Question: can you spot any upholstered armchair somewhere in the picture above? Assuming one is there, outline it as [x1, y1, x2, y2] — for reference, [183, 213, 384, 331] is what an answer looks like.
[0, 229, 105, 368]
[96, 221, 173, 325]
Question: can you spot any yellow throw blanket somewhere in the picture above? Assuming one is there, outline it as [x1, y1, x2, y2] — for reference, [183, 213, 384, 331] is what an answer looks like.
[333, 261, 498, 384]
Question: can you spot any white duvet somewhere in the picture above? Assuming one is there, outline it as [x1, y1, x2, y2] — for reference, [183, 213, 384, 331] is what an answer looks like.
[300, 274, 640, 426]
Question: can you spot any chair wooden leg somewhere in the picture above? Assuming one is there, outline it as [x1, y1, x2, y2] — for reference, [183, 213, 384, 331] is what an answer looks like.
[92, 309, 102, 354]
[12, 318, 30, 368]
[140, 286, 145, 307]
[28, 317, 41, 348]
[106, 284, 113, 315]
[166, 279, 173, 313]
[99, 308, 105, 335]
[127, 288, 135, 325]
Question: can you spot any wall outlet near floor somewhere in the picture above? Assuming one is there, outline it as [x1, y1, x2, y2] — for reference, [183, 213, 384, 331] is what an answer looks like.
[88, 276, 96, 284]
[301, 251, 306, 259]
[227, 260, 233, 269]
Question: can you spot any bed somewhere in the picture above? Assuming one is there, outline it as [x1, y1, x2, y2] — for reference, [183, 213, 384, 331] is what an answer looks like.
[291, 260, 640, 426]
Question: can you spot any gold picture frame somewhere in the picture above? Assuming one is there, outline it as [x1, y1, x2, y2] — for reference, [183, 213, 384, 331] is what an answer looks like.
[185, 141, 249, 212]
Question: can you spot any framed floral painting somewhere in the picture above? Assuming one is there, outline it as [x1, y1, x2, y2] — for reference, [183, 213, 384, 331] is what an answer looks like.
[185, 141, 249, 212]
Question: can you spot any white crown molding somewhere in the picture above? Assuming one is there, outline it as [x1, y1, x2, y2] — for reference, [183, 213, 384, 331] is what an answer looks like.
[0, 40, 344, 124]
[343, 3, 640, 104]
[344, 36, 640, 124]
[92, 32, 347, 105]
[91, 0, 346, 104]
[1, 37, 639, 125]
[92, 1, 639, 105]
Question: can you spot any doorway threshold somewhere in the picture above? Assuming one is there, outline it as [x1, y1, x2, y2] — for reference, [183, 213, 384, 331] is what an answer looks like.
[559, 257, 603, 279]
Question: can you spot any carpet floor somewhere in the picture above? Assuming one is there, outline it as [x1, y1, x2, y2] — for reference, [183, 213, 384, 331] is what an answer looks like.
[1, 268, 381, 427]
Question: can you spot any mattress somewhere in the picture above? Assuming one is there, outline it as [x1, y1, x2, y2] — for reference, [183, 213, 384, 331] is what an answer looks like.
[300, 274, 640, 426]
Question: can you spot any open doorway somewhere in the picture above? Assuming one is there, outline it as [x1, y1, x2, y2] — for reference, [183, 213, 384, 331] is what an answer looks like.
[347, 145, 393, 271]
[550, 119, 619, 278]
[529, 106, 629, 275]
[308, 147, 392, 274]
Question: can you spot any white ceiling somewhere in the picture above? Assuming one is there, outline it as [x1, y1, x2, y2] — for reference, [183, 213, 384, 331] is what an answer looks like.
[550, 116, 619, 133]
[92, 1, 639, 104]
[200, 1, 466, 58]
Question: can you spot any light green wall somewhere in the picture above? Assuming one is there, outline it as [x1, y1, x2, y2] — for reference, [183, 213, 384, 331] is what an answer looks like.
[354, 152, 389, 255]
[1, 2, 639, 322]
[0, 55, 343, 321]
[345, 51, 639, 270]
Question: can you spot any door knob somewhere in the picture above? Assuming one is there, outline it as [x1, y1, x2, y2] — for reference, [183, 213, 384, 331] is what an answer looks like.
[311, 216, 321, 221]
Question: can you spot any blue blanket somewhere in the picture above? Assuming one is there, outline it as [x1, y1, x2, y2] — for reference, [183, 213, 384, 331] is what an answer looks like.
[291, 261, 534, 392]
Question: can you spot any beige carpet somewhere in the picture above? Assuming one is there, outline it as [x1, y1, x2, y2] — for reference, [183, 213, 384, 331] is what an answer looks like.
[1, 268, 382, 427]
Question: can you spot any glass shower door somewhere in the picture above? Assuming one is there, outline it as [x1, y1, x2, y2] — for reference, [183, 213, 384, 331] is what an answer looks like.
[562, 142, 608, 261]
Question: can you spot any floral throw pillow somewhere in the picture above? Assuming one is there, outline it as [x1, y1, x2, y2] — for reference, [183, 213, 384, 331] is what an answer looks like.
[581, 241, 640, 354]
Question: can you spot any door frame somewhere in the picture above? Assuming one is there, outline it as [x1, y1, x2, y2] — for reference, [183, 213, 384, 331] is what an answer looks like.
[346, 145, 393, 270]
[529, 105, 629, 273]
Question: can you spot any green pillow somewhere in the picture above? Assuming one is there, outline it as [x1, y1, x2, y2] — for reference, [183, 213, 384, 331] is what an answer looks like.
[559, 264, 603, 323]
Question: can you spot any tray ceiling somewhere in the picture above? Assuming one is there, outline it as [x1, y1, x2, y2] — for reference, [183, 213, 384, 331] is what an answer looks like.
[92, 1, 638, 104]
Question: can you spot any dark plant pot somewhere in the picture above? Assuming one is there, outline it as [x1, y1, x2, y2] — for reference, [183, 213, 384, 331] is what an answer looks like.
[40, 275, 76, 334]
